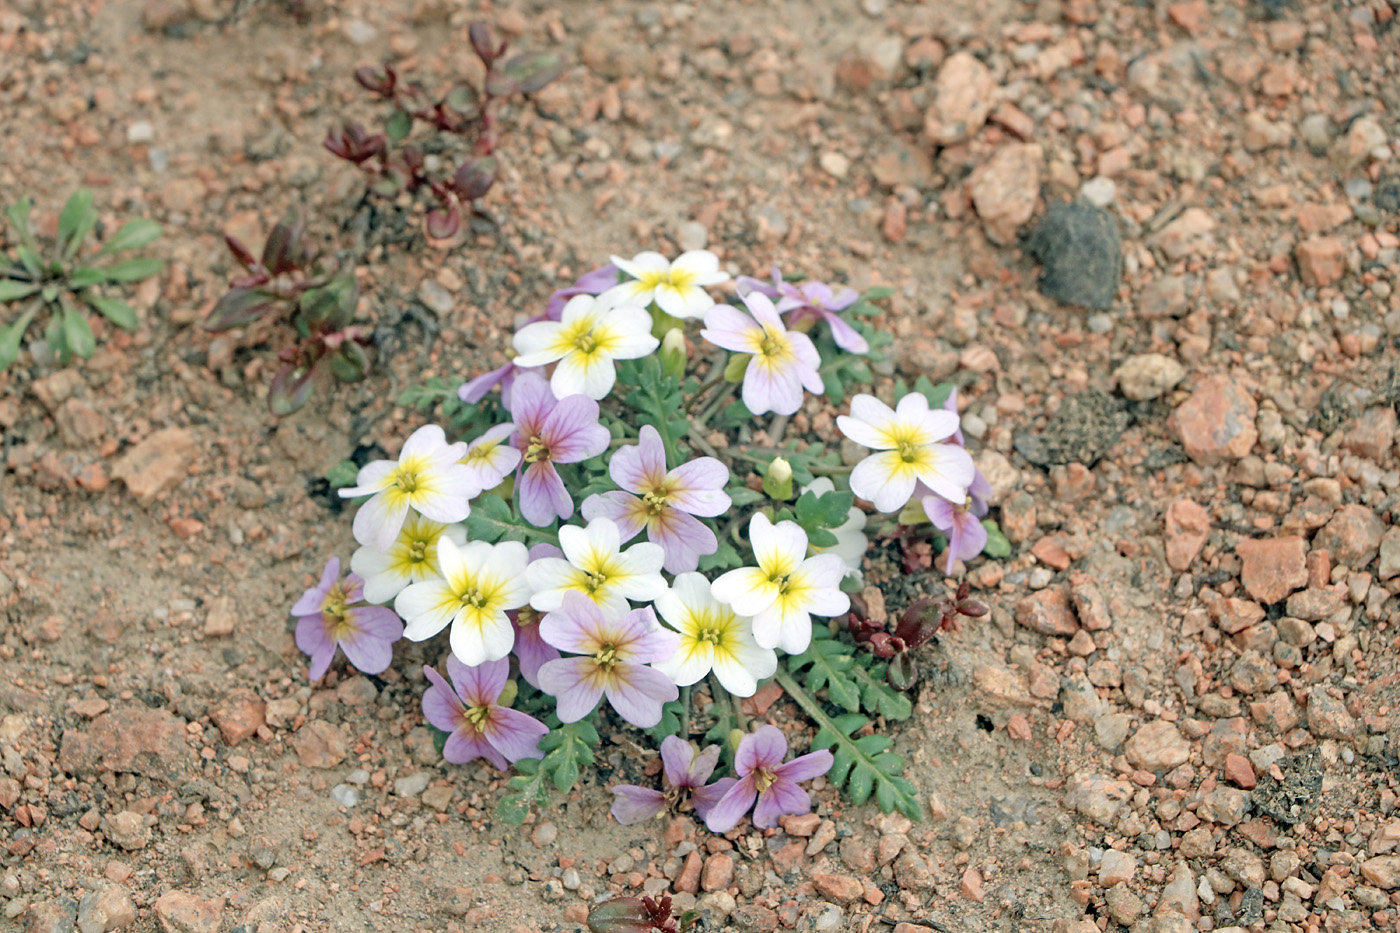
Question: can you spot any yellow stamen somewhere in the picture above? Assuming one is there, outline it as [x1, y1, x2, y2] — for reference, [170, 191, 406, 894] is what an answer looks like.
[393, 466, 420, 492]
[594, 644, 619, 670]
[525, 436, 550, 464]
[753, 767, 777, 792]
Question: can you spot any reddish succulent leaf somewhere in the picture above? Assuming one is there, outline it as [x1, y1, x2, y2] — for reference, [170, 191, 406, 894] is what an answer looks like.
[268, 359, 319, 416]
[892, 598, 944, 651]
[225, 234, 260, 272]
[354, 64, 395, 96]
[487, 50, 564, 96]
[424, 207, 461, 240]
[204, 288, 276, 331]
[329, 340, 369, 382]
[468, 22, 503, 65]
[297, 276, 359, 333]
[451, 156, 497, 201]
[261, 213, 306, 276]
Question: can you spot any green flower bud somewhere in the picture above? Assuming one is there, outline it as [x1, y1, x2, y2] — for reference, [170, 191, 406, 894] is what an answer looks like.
[660, 328, 686, 381]
[762, 457, 793, 501]
[723, 353, 751, 383]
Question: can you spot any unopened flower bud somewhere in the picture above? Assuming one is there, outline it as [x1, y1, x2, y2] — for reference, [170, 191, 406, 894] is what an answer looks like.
[723, 352, 751, 383]
[660, 328, 686, 381]
[497, 679, 518, 709]
[762, 457, 793, 501]
[728, 728, 745, 754]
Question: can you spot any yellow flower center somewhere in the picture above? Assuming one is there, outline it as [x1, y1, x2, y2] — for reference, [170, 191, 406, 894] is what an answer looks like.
[408, 539, 428, 563]
[897, 440, 920, 463]
[767, 570, 791, 593]
[594, 644, 619, 670]
[753, 766, 777, 792]
[321, 584, 349, 622]
[458, 587, 488, 610]
[759, 334, 784, 357]
[574, 332, 599, 354]
[465, 705, 491, 729]
[525, 436, 551, 464]
[394, 465, 420, 492]
[585, 569, 610, 593]
[517, 607, 540, 627]
[698, 626, 723, 646]
[643, 489, 669, 515]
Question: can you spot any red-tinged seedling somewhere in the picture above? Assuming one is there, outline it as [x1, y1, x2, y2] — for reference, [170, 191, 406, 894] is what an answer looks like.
[324, 20, 564, 238]
[848, 581, 988, 691]
[204, 211, 369, 415]
[588, 895, 697, 933]
[0, 190, 163, 373]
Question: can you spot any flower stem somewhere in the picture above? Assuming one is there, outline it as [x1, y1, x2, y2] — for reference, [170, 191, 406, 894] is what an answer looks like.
[679, 684, 691, 740]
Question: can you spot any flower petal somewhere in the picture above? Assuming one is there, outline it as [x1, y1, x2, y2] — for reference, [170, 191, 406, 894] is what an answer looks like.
[776, 749, 835, 783]
[703, 776, 758, 833]
[610, 425, 669, 493]
[484, 706, 549, 762]
[692, 777, 738, 821]
[659, 735, 696, 788]
[610, 785, 668, 825]
[752, 778, 810, 828]
[517, 461, 573, 526]
[604, 662, 679, 728]
[914, 444, 976, 504]
[536, 656, 604, 722]
[736, 725, 787, 775]
[336, 606, 402, 675]
[851, 450, 918, 513]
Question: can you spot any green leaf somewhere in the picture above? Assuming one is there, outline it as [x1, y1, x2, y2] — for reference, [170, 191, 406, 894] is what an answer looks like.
[98, 218, 162, 255]
[540, 719, 598, 795]
[777, 667, 922, 821]
[15, 245, 43, 279]
[821, 368, 844, 404]
[861, 286, 895, 302]
[0, 280, 40, 302]
[58, 189, 98, 261]
[465, 493, 529, 544]
[397, 376, 457, 409]
[647, 699, 686, 743]
[46, 312, 69, 364]
[788, 635, 861, 713]
[982, 519, 1011, 559]
[851, 663, 912, 721]
[915, 376, 954, 409]
[617, 357, 689, 467]
[386, 109, 412, 142]
[325, 460, 360, 490]
[495, 758, 549, 826]
[4, 200, 35, 250]
[82, 293, 137, 330]
[727, 486, 763, 508]
[794, 488, 854, 536]
[62, 303, 96, 358]
[697, 536, 743, 573]
[99, 257, 163, 283]
[0, 302, 40, 371]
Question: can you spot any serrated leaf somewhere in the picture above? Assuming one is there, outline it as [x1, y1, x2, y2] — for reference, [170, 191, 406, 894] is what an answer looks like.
[775, 667, 923, 820]
[789, 636, 860, 713]
[495, 759, 548, 825]
[647, 699, 685, 743]
[82, 293, 138, 330]
[98, 218, 162, 255]
[541, 720, 597, 795]
[852, 663, 913, 721]
[0, 280, 40, 302]
[465, 493, 528, 543]
[697, 536, 742, 573]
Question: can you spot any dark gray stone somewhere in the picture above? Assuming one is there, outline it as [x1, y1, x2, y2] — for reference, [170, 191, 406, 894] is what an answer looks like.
[1025, 200, 1122, 310]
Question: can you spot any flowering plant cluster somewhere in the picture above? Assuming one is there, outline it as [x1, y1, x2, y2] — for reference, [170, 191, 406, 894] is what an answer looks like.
[296, 250, 1005, 832]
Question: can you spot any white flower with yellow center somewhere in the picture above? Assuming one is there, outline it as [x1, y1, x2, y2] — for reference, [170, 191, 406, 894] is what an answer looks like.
[340, 424, 476, 551]
[511, 293, 659, 400]
[350, 514, 468, 604]
[459, 422, 522, 493]
[711, 513, 850, 655]
[654, 573, 776, 697]
[604, 249, 730, 320]
[394, 538, 530, 666]
[837, 392, 975, 514]
[525, 517, 667, 618]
